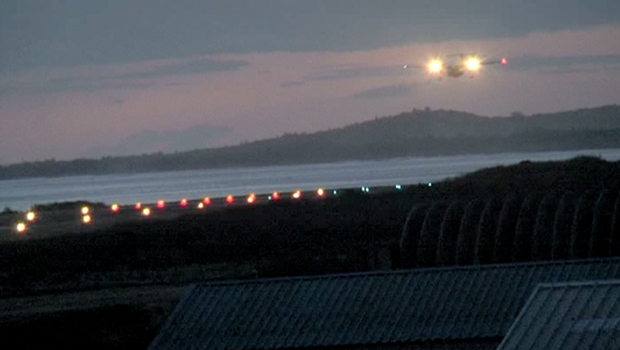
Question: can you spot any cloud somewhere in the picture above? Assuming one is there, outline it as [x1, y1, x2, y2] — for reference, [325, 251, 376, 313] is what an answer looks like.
[307, 65, 405, 82]
[352, 84, 414, 100]
[117, 58, 249, 79]
[2, 1, 619, 71]
[0, 58, 249, 95]
[280, 81, 306, 88]
[85, 123, 234, 158]
[507, 54, 620, 71]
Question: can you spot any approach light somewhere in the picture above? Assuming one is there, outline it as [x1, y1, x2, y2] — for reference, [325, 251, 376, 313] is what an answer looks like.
[142, 207, 151, 217]
[82, 214, 92, 224]
[111, 204, 120, 213]
[247, 193, 256, 204]
[16, 222, 27, 234]
[226, 195, 234, 204]
[81, 206, 89, 215]
[292, 190, 302, 199]
[26, 211, 36, 222]
[157, 200, 165, 209]
[427, 59, 443, 73]
[465, 57, 481, 71]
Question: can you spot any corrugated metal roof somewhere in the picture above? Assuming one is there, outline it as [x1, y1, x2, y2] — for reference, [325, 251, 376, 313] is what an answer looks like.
[148, 258, 620, 350]
[496, 279, 620, 350]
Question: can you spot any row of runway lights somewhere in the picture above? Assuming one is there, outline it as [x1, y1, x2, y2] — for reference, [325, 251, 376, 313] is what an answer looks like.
[13, 183, 426, 234]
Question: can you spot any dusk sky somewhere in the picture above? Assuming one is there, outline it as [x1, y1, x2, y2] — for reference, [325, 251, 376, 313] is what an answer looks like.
[1, 1, 619, 164]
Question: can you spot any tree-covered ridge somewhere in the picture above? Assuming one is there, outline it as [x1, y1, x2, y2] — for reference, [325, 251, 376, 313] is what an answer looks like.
[1, 105, 619, 179]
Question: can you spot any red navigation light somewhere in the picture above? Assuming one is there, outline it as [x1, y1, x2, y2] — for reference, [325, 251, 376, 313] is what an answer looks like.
[501, 57, 508, 65]
[226, 195, 234, 204]
[157, 200, 165, 209]
[180, 198, 188, 207]
[111, 203, 120, 213]
[292, 190, 302, 199]
[135, 202, 142, 210]
[203, 197, 211, 205]
[247, 193, 256, 204]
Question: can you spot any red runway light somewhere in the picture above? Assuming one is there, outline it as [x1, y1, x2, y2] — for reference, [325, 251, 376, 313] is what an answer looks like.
[272, 192, 280, 200]
[501, 57, 508, 65]
[135, 202, 142, 210]
[226, 195, 234, 204]
[203, 197, 211, 205]
[157, 200, 165, 209]
[111, 203, 120, 212]
[180, 198, 188, 207]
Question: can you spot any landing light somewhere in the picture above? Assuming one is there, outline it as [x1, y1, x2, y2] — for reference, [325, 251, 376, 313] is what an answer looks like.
[26, 211, 36, 221]
[16, 222, 27, 233]
[427, 59, 443, 73]
[81, 206, 89, 215]
[317, 188, 325, 197]
[465, 57, 481, 71]
[111, 204, 120, 212]
[142, 207, 151, 216]
[82, 214, 92, 224]
[197, 202, 205, 209]
[292, 190, 302, 199]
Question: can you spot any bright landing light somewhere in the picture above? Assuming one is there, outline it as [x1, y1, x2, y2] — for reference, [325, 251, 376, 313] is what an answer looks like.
[465, 57, 481, 71]
[427, 59, 443, 73]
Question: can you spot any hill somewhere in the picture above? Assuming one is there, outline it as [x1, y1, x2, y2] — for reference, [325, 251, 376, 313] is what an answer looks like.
[1, 105, 619, 179]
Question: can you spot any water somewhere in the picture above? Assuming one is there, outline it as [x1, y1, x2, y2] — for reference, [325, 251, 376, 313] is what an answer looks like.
[2, 149, 619, 211]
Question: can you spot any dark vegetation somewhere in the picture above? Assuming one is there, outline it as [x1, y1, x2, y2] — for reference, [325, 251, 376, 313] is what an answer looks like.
[2, 155, 620, 349]
[1, 105, 619, 179]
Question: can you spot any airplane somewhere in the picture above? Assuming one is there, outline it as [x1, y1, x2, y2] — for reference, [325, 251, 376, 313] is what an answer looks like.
[403, 54, 507, 79]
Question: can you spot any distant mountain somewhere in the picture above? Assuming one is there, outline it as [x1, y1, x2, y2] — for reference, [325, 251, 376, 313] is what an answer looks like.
[1, 105, 619, 179]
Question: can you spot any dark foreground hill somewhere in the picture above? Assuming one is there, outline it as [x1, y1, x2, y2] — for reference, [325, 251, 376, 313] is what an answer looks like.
[1, 155, 620, 349]
[1, 105, 620, 179]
